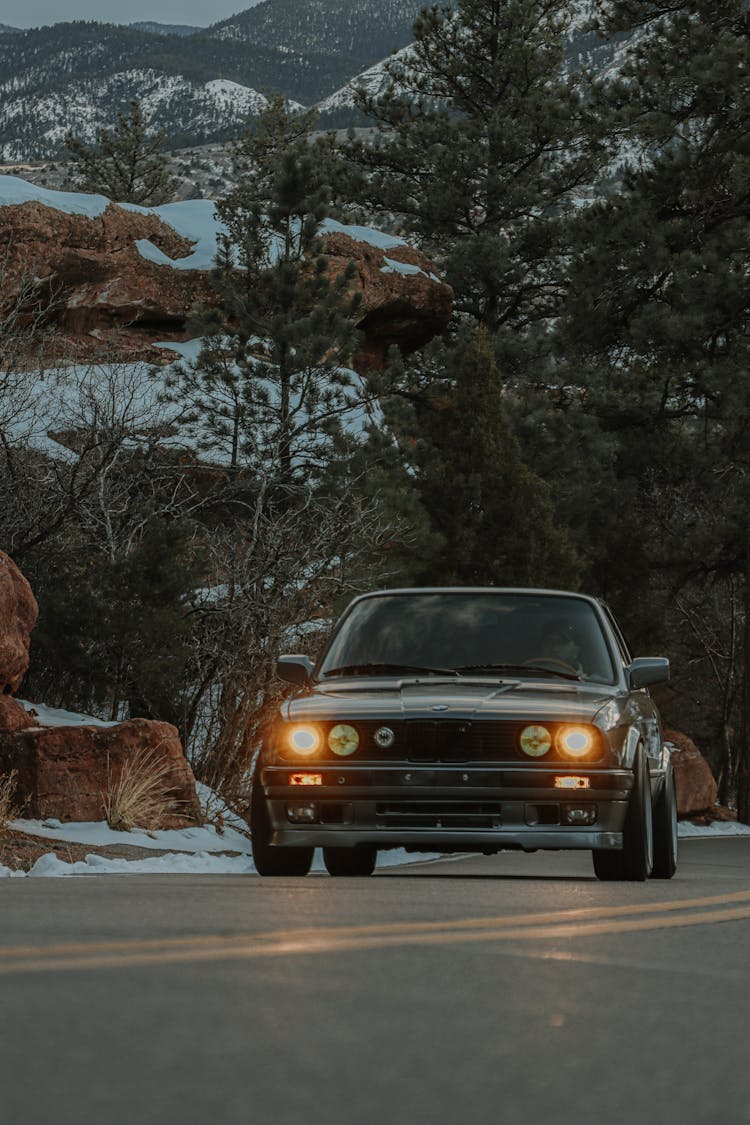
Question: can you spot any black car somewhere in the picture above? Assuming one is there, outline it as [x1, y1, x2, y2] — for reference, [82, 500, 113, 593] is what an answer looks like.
[251, 587, 677, 881]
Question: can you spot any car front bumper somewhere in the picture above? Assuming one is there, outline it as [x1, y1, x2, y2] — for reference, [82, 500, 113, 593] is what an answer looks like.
[261, 764, 633, 852]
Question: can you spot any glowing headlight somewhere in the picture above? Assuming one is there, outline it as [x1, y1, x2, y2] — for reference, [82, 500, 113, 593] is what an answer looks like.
[519, 725, 552, 758]
[287, 725, 321, 756]
[328, 724, 360, 757]
[556, 725, 595, 760]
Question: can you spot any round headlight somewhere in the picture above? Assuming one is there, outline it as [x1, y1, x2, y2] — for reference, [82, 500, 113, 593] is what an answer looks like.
[556, 725, 595, 760]
[288, 725, 321, 756]
[328, 724, 360, 757]
[519, 725, 552, 758]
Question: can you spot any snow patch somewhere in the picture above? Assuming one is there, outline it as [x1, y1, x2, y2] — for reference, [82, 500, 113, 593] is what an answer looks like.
[0, 174, 110, 217]
[20, 700, 119, 729]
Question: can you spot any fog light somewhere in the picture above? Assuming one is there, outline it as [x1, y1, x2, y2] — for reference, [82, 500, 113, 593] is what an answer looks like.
[287, 803, 319, 823]
[290, 773, 322, 786]
[563, 804, 597, 825]
[554, 776, 591, 790]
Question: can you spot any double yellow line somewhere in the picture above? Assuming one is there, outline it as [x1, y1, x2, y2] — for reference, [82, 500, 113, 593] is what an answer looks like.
[1, 889, 750, 975]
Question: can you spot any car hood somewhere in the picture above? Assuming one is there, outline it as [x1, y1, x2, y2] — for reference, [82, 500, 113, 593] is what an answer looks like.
[283, 678, 617, 725]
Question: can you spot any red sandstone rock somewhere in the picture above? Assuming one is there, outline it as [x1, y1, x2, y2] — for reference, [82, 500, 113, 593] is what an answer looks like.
[0, 717, 201, 827]
[0, 696, 35, 733]
[664, 728, 718, 818]
[324, 230, 454, 369]
[0, 551, 39, 695]
[0, 195, 452, 370]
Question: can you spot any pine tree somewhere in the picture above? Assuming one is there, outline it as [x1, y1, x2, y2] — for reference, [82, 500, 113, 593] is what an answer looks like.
[167, 97, 369, 492]
[404, 330, 581, 588]
[557, 0, 750, 812]
[66, 99, 177, 205]
[341, 0, 609, 374]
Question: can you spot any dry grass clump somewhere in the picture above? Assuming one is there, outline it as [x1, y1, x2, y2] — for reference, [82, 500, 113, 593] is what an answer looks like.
[103, 747, 176, 832]
[0, 770, 19, 833]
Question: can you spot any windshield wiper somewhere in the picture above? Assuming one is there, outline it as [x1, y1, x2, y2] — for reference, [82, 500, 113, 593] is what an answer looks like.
[323, 662, 460, 678]
[457, 663, 581, 681]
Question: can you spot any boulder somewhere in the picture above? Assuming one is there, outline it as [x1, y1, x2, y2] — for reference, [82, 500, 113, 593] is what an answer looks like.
[0, 184, 452, 371]
[324, 230, 454, 369]
[0, 716, 201, 827]
[0, 696, 35, 733]
[0, 550, 39, 695]
[664, 728, 718, 818]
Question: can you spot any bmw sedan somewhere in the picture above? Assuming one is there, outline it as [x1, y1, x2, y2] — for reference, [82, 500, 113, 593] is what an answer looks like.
[251, 588, 677, 881]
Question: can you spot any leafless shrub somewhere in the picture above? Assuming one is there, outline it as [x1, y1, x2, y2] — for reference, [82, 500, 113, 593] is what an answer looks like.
[102, 747, 176, 832]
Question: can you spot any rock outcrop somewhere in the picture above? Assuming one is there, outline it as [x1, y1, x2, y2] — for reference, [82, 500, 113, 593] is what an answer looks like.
[664, 728, 718, 818]
[0, 550, 39, 695]
[0, 181, 452, 370]
[0, 715, 201, 826]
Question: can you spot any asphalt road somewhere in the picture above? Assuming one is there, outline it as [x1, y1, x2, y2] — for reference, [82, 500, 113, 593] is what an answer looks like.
[2, 839, 750, 1125]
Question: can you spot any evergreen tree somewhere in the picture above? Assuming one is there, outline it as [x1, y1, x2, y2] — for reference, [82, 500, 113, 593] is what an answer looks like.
[556, 0, 750, 811]
[402, 330, 581, 588]
[342, 0, 609, 373]
[167, 97, 369, 491]
[27, 515, 202, 725]
[66, 99, 177, 205]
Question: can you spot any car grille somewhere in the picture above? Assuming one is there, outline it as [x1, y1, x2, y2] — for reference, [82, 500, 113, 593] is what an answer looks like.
[279, 719, 602, 763]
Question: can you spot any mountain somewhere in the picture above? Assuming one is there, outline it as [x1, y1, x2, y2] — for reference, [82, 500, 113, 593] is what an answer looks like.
[130, 22, 202, 37]
[211, 0, 421, 67]
[0, 67, 297, 162]
[0, 0, 623, 162]
[0, 24, 19, 32]
[0, 19, 327, 160]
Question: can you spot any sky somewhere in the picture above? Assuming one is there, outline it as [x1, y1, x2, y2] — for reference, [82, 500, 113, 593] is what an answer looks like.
[1, 0, 262, 28]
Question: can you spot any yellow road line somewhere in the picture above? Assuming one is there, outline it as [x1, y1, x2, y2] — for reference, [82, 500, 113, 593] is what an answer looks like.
[2, 887, 749, 962]
[1, 897, 750, 975]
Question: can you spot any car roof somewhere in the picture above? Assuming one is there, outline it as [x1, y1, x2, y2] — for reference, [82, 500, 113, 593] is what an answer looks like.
[349, 587, 601, 606]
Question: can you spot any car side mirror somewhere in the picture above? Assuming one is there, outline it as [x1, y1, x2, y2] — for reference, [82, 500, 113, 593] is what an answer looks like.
[277, 655, 314, 685]
[628, 657, 670, 689]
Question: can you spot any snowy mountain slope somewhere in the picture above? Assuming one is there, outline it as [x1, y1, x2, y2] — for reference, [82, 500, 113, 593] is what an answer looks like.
[0, 70, 285, 162]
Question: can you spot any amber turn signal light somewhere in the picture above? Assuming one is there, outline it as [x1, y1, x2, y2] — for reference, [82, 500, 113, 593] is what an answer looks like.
[290, 773, 323, 786]
[554, 776, 591, 790]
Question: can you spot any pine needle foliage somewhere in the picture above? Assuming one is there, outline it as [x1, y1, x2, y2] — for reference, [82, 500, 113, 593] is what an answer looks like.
[66, 99, 178, 205]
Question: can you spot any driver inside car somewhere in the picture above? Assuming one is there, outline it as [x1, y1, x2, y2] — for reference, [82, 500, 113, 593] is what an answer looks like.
[539, 619, 584, 672]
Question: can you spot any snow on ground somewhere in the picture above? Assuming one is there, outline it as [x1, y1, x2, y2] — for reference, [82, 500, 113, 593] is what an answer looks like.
[1, 847, 444, 878]
[11, 816, 254, 854]
[20, 700, 119, 729]
[0, 175, 110, 217]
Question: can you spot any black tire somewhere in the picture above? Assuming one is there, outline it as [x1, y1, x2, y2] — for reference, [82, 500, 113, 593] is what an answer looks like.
[593, 746, 654, 882]
[651, 761, 678, 879]
[250, 776, 313, 877]
[323, 845, 377, 877]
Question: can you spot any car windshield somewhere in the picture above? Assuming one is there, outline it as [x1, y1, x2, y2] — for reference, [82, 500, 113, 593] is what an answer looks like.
[319, 592, 616, 683]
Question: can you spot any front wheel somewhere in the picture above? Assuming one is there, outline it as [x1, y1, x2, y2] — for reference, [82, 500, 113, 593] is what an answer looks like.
[250, 776, 313, 877]
[651, 761, 678, 879]
[593, 746, 653, 881]
[323, 845, 377, 877]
